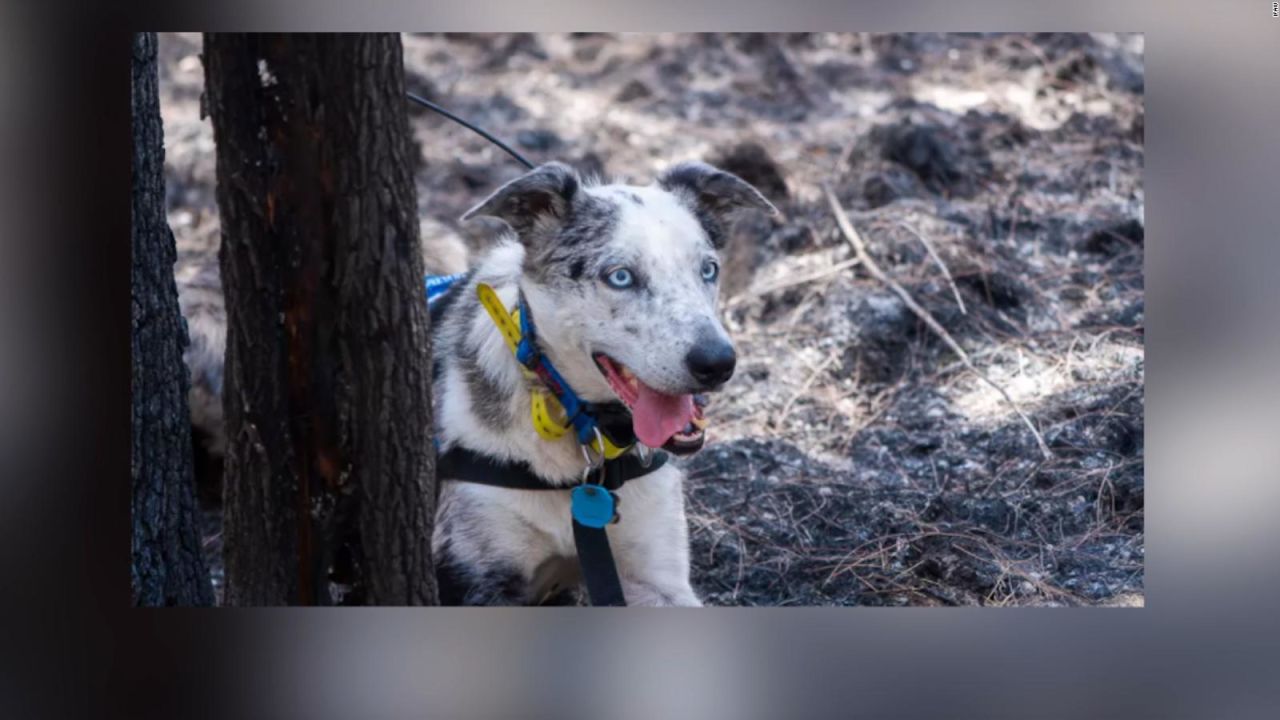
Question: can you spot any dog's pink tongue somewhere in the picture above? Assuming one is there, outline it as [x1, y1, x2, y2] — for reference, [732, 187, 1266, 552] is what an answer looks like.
[631, 383, 695, 448]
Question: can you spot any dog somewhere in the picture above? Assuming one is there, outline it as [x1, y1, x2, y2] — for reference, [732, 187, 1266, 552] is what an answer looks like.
[430, 161, 775, 605]
[179, 160, 775, 606]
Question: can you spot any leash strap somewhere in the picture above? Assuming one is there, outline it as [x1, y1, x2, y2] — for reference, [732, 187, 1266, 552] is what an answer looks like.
[572, 521, 626, 606]
[475, 282, 525, 357]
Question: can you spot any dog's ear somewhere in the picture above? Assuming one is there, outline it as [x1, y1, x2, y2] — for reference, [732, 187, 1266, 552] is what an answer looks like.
[461, 162, 580, 240]
[657, 161, 779, 247]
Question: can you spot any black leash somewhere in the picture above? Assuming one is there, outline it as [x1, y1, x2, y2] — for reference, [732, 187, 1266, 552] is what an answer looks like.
[573, 518, 626, 606]
[406, 92, 535, 170]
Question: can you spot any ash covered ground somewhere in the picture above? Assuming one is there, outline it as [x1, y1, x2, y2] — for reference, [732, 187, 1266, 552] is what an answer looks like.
[159, 33, 1144, 606]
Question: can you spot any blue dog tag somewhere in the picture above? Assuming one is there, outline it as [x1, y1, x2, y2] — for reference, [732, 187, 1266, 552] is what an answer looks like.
[571, 485, 615, 529]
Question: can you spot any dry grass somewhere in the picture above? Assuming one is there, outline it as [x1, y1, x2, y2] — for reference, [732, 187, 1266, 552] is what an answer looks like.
[159, 32, 1144, 606]
[823, 184, 1053, 460]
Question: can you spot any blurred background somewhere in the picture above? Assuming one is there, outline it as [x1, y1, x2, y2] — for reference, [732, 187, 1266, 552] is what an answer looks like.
[158, 32, 1144, 606]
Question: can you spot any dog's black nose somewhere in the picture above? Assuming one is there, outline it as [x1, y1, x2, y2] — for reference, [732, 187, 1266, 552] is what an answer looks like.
[686, 340, 736, 388]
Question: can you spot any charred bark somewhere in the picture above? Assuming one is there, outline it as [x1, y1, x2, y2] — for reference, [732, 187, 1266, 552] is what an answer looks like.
[204, 33, 438, 605]
[131, 31, 215, 607]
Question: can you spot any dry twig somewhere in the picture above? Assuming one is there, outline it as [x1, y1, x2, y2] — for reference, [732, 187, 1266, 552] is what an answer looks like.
[775, 350, 840, 428]
[824, 184, 1053, 460]
[894, 220, 967, 315]
[727, 257, 862, 308]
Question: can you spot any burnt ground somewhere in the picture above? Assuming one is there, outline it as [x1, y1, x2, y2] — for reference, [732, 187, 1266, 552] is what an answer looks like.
[159, 33, 1144, 606]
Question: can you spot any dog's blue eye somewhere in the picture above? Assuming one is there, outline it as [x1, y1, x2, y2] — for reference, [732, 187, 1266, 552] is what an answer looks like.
[605, 267, 635, 289]
[701, 259, 719, 282]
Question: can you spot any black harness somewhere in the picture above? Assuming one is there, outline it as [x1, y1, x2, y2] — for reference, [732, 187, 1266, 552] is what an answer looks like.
[436, 444, 668, 606]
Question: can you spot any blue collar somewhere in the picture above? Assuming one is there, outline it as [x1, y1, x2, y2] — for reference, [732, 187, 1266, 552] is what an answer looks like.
[425, 273, 635, 451]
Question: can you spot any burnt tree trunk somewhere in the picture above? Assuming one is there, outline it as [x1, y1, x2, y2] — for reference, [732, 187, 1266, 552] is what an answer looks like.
[131, 31, 215, 607]
[203, 33, 438, 605]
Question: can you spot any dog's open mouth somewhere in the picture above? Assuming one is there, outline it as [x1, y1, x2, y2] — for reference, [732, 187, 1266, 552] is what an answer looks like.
[593, 354, 708, 455]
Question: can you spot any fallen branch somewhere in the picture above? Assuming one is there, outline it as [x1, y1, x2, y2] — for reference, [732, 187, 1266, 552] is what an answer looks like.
[895, 220, 967, 315]
[823, 184, 1052, 460]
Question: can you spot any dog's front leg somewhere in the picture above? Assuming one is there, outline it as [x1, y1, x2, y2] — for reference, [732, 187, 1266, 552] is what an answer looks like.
[619, 573, 703, 607]
[609, 465, 704, 607]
